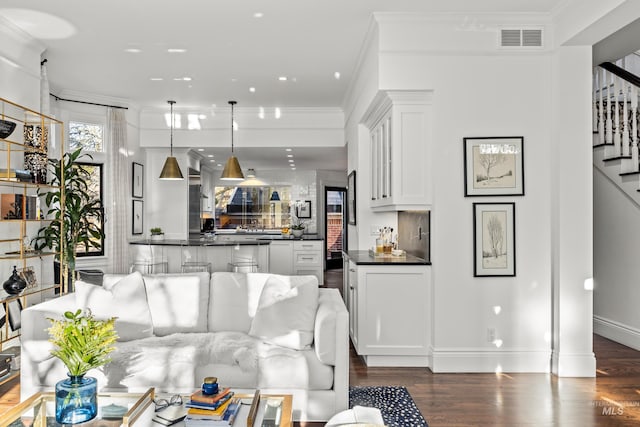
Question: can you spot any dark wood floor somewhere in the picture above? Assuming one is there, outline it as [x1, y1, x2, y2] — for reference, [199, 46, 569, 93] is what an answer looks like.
[2, 268, 640, 426]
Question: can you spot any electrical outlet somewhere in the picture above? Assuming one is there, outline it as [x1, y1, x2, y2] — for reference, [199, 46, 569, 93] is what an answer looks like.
[487, 328, 496, 343]
[370, 225, 382, 236]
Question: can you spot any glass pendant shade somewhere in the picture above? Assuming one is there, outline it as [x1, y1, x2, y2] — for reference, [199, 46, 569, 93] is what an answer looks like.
[270, 191, 281, 201]
[159, 156, 184, 180]
[220, 100, 244, 180]
[159, 100, 184, 180]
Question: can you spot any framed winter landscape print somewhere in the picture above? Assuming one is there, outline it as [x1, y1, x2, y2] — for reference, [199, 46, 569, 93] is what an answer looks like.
[473, 202, 515, 277]
[464, 136, 524, 196]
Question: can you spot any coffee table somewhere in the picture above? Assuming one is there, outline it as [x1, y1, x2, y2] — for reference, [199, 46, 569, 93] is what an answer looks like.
[0, 389, 293, 427]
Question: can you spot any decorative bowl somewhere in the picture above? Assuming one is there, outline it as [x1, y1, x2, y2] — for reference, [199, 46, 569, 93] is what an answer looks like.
[0, 119, 16, 139]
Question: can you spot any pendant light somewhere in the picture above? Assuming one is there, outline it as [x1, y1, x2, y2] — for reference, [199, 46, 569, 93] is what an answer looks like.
[159, 100, 184, 180]
[220, 100, 244, 180]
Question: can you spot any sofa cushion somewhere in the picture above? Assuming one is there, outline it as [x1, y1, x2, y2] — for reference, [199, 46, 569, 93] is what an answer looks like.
[208, 272, 270, 333]
[75, 271, 153, 341]
[248, 275, 318, 350]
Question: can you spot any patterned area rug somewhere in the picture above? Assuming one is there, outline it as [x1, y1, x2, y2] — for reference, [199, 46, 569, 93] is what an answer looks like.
[349, 386, 429, 427]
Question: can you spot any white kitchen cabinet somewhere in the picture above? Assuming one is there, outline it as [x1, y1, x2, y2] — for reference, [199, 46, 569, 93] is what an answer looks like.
[293, 240, 323, 285]
[269, 240, 294, 274]
[345, 259, 359, 348]
[349, 262, 430, 367]
[362, 90, 433, 211]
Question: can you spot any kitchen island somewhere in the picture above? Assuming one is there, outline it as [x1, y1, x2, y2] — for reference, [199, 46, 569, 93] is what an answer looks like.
[129, 233, 324, 283]
[343, 250, 431, 367]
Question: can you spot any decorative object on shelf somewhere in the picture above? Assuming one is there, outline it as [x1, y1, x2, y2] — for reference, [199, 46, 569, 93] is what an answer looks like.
[23, 124, 49, 184]
[3, 266, 27, 295]
[159, 100, 184, 180]
[220, 100, 244, 180]
[7, 299, 22, 331]
[32, 148, 105, 293]
[473, 202, 516, 277]
[463, 136, 524, 196]
[132, 200, 143, 235]
[347, 170, 356, 225]
[150, 227, 164, 241]
[297, 200, 312, 219]
[19, 266, 37, 289]
[132, 162, 144, 198]
[48, 309, 117, 424]
[0, 119, 16, 139]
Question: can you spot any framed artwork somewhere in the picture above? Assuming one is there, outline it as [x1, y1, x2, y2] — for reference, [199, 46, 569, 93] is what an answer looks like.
[464, 137, 524, 196]
[297, 200, 312, 219]
[473, 202, 516, 277]
[132, 162, 144, 198]
[347, 170, 356, 225]
[7, 299, 22, 331]
[132, 199, 143, 235]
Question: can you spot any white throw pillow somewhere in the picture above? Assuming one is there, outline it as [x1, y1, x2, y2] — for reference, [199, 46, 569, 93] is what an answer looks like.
[248, 275, 318, 350]
[75, 271, 153, 341]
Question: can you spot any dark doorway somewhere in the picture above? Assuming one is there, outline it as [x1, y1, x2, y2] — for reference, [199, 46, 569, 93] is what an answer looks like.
[325, 187, 346, 269]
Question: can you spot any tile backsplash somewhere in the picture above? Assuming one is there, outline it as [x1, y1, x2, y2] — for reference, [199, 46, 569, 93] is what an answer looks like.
[398, 210, 430, 261]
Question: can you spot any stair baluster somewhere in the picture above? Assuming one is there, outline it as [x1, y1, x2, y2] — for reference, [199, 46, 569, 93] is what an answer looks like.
[614, 75, 622, 155]
[632, 85, 639, 173]
[606, 70, 613, 147]
[622, 80, 630, 158]
[599, 68, 605, 146]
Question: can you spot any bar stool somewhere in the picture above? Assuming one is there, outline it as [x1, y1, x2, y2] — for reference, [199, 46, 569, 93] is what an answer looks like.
[130, 244, 168, 274]
[227, 244, 259, 273]
[181, 246, 211, 273]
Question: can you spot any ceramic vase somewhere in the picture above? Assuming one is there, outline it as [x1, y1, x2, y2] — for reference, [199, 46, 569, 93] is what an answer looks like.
[3, 266, 27, 295]
[55, 374, 97, 424]
[292, 228, 304, 238]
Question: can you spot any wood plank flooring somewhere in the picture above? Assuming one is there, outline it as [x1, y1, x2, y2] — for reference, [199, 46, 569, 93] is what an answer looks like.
[2, 268, 639, 427]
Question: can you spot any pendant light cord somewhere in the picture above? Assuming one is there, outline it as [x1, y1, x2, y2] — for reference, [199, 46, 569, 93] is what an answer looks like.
[229, 100, 237, 154]
[169, 100, 176, 156]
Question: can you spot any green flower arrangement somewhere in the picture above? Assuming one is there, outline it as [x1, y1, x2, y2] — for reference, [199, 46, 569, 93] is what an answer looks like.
[48, 309, 118, 377]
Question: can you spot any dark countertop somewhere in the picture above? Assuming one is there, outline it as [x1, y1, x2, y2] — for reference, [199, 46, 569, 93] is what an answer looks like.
[130, 239, 272, 246]
[344, 250, 431, 265]
[257, 234, 323, 241]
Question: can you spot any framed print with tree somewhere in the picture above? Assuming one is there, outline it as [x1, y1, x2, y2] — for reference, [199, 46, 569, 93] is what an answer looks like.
[297, 200, 312, 219]
[132, 162, 144, 198]
[347, 170, 356, 225]
[473, 202, 515, 277]
[132, 199, 143, 235]
[464, 137, 524, 196]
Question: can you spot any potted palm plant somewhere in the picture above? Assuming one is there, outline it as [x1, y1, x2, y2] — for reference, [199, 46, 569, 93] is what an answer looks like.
[32, 148, 104, 292]
[48, 309, 118, 424]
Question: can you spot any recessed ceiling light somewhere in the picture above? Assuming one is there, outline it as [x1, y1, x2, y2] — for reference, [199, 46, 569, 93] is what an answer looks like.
[183, 77, 192, 81]
[249, 87, 256, 93]
[253, 12, 264, 18]
[124, 48, 141, 53]
[275, 107, 281, 119]
[167, 48, 186, 53]
[150, 77, 163, 81]
[288, 159, 294, 163]
[210, 159, 215, 162]
[231, 78, 238, 82]
[217, 163, 222, 167]
[291, 167, 296, 170]
[285, 148, 292, 152]
[197, 148, 204, 152]
[207, 154, 214, 158]
[278, 76, 287, 81]
[258, 107, 265, 119]
[287, 155, 293, 158]
[334, 71, 341, 80]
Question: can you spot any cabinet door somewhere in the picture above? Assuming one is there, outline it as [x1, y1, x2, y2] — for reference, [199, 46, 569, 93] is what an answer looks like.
[348, 261, 358, 348]
[268, 241, 293, 274]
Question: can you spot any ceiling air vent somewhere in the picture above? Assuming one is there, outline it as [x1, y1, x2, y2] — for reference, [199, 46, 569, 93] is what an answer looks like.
[500, 28, 543, 48]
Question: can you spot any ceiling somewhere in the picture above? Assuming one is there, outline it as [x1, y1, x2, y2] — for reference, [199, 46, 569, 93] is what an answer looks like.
[0, 0, 565, 172]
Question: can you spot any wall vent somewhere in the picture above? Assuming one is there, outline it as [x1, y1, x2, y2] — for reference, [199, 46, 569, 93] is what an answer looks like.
[500, 28, 543, 48]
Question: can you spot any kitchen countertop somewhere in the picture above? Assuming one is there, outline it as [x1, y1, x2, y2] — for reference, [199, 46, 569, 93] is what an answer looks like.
[257, 234, 323, 241]
[130, 234, 323, 246]
[344, 250, 430, 265]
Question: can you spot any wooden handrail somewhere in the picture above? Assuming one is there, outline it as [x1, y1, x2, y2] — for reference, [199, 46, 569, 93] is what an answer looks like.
[600, 62, 640, 88]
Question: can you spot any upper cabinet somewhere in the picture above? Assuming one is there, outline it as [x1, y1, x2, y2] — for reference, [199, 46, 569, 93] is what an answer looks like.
[362, 91, 433, 212]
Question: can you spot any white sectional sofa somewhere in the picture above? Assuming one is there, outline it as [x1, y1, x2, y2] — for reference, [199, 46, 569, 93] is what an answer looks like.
[20, 271, 349, 422]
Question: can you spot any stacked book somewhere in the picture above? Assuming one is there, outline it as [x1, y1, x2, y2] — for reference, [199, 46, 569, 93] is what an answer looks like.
[184, 388, 241, 426]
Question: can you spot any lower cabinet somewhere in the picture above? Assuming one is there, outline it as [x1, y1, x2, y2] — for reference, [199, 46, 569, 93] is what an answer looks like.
[269, 240, 294, 274]
[348, 262, 430, 367]
[267, 240, 324, 285]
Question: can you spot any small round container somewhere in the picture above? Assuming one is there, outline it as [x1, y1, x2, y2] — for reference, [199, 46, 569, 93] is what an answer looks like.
[202, 377, 219, 395]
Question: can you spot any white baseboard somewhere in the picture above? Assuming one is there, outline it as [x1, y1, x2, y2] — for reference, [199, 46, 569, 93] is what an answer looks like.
[431, 348, 551, 373]
[550, 350, 596, 377]
[593, 315, 640, 351]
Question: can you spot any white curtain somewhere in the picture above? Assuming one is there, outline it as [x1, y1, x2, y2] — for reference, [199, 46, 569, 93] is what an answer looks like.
[107, 108, 129, 273]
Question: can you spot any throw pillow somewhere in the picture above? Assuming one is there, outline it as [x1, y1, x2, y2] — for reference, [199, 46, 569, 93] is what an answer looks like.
[248, 274, 318, 350]
[75, 271, 153, 341]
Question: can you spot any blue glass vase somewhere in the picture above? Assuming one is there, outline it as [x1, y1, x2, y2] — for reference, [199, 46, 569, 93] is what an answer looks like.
[55, 374, 97, 424]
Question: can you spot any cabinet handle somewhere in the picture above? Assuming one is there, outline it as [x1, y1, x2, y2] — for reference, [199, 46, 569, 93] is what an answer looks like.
[301, 257, 314, 260]
[350, 286, 355, 290]
[349, 269, 356, 272]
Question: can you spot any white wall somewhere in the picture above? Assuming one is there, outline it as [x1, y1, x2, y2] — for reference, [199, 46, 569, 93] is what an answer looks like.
[344, 12, 595, 373]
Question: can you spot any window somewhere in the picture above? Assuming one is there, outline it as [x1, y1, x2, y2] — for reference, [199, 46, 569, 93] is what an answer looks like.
[215, 186, 291, 229]
[76, 162, 104, 257]
[69, 121, 104, 152]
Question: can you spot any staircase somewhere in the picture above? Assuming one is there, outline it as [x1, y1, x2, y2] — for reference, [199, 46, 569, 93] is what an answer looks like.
[593, 55, 640, 207]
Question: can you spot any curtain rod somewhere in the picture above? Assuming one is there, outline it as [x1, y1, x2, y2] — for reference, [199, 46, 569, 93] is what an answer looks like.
[50, 93, 128, 110]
